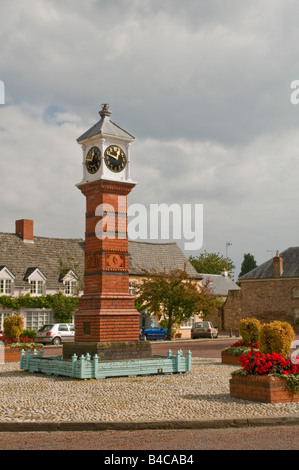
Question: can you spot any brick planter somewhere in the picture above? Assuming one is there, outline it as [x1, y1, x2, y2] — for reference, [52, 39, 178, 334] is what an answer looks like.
[230, 374, 299, 404]
[2, 345, 63, 363]
[221, 350, 242, 365]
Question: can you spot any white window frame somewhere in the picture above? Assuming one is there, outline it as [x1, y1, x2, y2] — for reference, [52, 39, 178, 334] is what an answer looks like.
[0, 279, 12, 295]
[129, 281, 136, 296]
[0, 267, 15, 296]
[30, 280, 44, 296]
[0, 312, 12, 331]
[27, 268, 46, 296]
[64, 280, 78, 296]
[62, 270, 78, 296]
[25, 309, 53, 330]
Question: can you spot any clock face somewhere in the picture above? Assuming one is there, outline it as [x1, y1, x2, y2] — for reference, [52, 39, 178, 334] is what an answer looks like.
[85, 146, 101, 174]
[104, 145, 127, 173]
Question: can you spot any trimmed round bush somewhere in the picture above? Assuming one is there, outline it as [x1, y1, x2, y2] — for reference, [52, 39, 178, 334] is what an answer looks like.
[259, 321, 295, 356]
[4, 314, 24, 340]
[239, 317, 261, 345]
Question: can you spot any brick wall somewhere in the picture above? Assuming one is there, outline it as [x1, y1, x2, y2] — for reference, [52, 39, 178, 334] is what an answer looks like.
[223, 278, 299, 329]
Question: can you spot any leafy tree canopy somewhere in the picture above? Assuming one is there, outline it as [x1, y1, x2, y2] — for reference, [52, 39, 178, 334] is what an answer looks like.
[189, 250, 235, 278]
[239, 253, 257, 278]
[136, 268, 223, 340]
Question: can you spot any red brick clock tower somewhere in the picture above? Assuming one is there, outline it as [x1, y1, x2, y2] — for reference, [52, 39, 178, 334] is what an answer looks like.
[64, 104, 149, 360]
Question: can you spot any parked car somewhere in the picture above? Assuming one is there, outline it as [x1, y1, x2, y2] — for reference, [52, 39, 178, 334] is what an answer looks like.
[141, 322, 168, 340]
[191, 321, 218, 339]
[34, 323, 75, 345]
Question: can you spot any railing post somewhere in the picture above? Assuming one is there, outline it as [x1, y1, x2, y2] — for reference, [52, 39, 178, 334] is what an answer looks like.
[20, 349, 25, 369]
[187, 350, 192, 371]
[175, 349, 183, 372]
[26, 350, 31, 369]
[93, 354, 99, 379]
[79, 354, 85, 378]
[72, 353, 78, 377]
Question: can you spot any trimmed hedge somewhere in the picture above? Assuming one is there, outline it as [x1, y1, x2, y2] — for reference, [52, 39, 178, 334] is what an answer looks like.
[259, 321, 295, 356]
[239, 317, 261, 345]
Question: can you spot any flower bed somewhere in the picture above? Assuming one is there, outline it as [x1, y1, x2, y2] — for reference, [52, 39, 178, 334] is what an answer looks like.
[0, 332, 43, 363]
[230, 349, 299, 403]
[230, 374, 299, 404]
[222, 340, 259, 365]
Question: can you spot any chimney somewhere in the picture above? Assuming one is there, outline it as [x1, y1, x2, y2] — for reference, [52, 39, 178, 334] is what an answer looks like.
[221, 269, 228, 277]
[15, 219, 34, 243]
[273, 251, 283, 277]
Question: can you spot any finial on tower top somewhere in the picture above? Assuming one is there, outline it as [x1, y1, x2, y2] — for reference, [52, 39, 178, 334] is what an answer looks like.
[99, 103, 111, 118]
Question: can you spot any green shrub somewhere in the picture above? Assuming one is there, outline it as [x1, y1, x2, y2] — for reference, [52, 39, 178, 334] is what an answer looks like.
[21, 328, 37, 340]
[4, 314, 24, 340]
[259, 321, 295, 356]
[239, 318, 261, 344]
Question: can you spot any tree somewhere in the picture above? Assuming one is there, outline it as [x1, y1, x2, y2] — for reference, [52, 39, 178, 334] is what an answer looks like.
[239, 253, 257, 278]
[136, 268, 222, 340]
[189, 250, 235, 278]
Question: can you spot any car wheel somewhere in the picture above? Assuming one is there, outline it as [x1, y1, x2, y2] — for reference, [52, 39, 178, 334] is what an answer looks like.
[52, 337, 61, 345]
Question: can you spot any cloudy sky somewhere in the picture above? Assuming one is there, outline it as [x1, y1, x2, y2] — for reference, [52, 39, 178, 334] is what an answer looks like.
[1, 0, 299, 279]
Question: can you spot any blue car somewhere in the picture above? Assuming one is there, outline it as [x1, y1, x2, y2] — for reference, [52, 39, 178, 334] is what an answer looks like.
[141, 322, 168, 340]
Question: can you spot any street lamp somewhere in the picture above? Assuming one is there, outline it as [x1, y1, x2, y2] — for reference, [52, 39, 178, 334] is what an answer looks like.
[226, 241, 232, 260]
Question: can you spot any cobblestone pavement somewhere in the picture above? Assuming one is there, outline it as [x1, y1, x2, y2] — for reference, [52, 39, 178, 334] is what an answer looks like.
[1, 338, 299, 451]
[2, 357, 299, 425]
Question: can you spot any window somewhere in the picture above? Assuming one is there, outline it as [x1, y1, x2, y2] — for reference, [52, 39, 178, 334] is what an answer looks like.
[58, 324, 68, 331]
[0, 279, 12, 295]
[0, 267, 15, 296]
[25, 309, 53, 330]
[64, 280, 77, 295]
[129, 281, 136, 296]
[0, 312, 12, 331]
[293, 308, 299, 323]
[292, 288, 299, 299]
[30, 280, 44, 295]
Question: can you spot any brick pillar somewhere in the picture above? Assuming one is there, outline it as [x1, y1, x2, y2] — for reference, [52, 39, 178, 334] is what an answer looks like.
[74, 179, 140, 342]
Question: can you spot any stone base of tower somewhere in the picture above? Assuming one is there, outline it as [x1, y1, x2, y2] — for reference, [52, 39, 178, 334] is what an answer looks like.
[74, 308, 140, 342]
[63, 340, 152, 361]
[62, 307, 152, 360]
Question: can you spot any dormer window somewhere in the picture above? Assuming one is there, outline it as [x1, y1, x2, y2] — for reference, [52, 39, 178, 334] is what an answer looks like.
[64, 280, 77, 295]
[30, 280, 44, 295]
[61, 270, 78, 296]
[0, 267, 15, 295]
[24, 268, 46, 296]
[1, 279, 12, 294]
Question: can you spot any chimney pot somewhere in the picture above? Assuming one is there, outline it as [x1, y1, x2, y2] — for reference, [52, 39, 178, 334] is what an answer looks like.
[273, 251, 283, 277]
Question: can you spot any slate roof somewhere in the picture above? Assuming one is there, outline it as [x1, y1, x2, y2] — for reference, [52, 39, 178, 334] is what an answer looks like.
[128, 241, 201, 279]
[0, 234, 200, 289]
[77, 106, 135, 143]
[0, 233, 85, 289]
[239, 247, 299, 280]
[200, 273, 240, 296]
